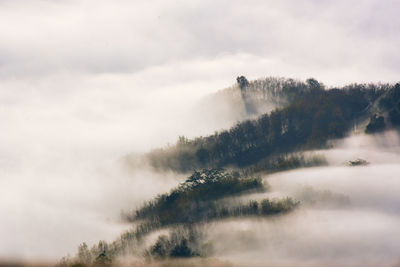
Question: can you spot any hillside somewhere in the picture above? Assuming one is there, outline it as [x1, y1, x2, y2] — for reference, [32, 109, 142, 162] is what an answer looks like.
[61, 77, 400, 267]
[60, 169, 298, 266]
[144, 77, 395, 173]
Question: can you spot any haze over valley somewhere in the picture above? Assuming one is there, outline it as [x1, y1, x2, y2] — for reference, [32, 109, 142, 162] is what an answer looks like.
[1, 1, 400, 266]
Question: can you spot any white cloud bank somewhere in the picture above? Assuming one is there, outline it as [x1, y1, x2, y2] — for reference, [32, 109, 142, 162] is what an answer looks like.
[206, 133, 400, 267]
[0, 0, 399, 262]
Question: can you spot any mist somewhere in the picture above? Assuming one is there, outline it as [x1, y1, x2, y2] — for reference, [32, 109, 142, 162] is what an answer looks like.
[1, 0, 400, 265]
[0, 72, 235, 261]
[188, 132, 400, 267]
[2, 77, 399, 265]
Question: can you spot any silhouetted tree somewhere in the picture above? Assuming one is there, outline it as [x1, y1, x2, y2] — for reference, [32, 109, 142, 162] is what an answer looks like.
[236, 76, 249, 90]
[306, 78, 323, 91]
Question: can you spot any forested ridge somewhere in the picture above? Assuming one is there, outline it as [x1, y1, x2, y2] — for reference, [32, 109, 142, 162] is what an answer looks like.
[60, 77, 400, 267]
[60, 169, 298, 266]
[127, 169, 293, 226]
[145, 77, 395, 172]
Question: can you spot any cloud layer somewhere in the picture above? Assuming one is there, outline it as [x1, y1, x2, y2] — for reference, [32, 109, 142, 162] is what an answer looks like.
[0, 0, 399, 83]
[1, 0, 399, 262]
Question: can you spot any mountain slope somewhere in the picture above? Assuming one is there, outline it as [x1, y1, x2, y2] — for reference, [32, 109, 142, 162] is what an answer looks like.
[144, 78, 392, 172]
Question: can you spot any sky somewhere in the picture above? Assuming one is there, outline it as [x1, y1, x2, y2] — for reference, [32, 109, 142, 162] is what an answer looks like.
[0, 0, 400, 262]
[1, 0, 400, 152]
[1, 0, 400, 82]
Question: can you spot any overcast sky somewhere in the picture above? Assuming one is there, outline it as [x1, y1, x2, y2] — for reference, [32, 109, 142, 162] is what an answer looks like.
[1, 0, 400, 261]
[1, 0, 399, 83]
[1, 0, 400, 145]
[1, 0, 399, 149]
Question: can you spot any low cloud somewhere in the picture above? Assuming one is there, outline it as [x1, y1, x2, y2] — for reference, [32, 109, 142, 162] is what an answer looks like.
[199, 133, 400, 266]
[1, 0, 400, 264]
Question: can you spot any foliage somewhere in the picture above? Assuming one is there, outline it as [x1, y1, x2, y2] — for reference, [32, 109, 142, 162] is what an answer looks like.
[59, 241, 114, 267]
[61, 77, 400, 265]
[63, 167, 299, 265]
[146, 79, 388, 172]
[145, 195, 298, 260]
[236, 76, 249, 90]
[130, 169, 265, 225]
[380, 83, 400, 126]
[295, 186, 350, 208]
[148, 227, 210, 260]
[365, 114, 385, 133]
[242, 153, 327, 175]
[260, 198, 299, 214]
[348, 158, 369, 166]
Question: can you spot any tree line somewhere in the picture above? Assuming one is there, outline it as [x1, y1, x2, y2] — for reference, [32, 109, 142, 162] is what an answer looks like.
[60, 169, 298, 266]
[146, 78, 389, 172]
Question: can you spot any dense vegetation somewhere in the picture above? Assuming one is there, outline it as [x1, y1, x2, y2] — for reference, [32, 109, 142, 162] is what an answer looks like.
[128, 169, 265, 225]
[61, 77, 400, 267]
[61, 169, 298, 266]
[148, 227, 206, 259]
[126, 169, 296, 228]
[379, 83, 400, 126]
[237, 76, 321, 115]
[365, 114, 385, 133]
[242, 153, 327, 175]
[146, 78, 390, 172]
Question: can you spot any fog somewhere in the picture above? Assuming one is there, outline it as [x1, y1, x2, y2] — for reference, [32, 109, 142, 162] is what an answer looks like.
[196, 132, 400, 267]
[1, 0, 400, 265]
[90, 131, 400, 267]
[0, 61, 272, 262]
[0, 71, 234, 261]
[1, 81, 399, 265]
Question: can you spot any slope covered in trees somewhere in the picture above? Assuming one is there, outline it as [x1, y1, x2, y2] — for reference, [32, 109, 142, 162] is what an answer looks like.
[145, 78, 391, 172]
[125, 169, 296, 227]
[197, 77, 324, 126]
[379, 83, 400, 125]
[60, 77, 399, 267]
[61, 169, 298, 266]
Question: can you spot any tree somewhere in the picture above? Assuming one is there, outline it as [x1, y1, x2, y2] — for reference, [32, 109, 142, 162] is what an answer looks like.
[306, 78, 323, 91]
[170, 239, 194, 258]
[94, 251, 112, 267]
[77, 242, 92, 266]
[379, 83, 400, 125]
[151, 235, 170, 259]
[365, 114, 385, 133]
[236, 76, 249, 90]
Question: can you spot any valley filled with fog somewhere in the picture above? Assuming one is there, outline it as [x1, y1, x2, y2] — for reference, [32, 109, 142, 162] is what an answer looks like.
[2, 73, 400, 267]
[1, 1, 400, 266]
[208, 132, 400, 267]
[0, 74, 227, 261]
